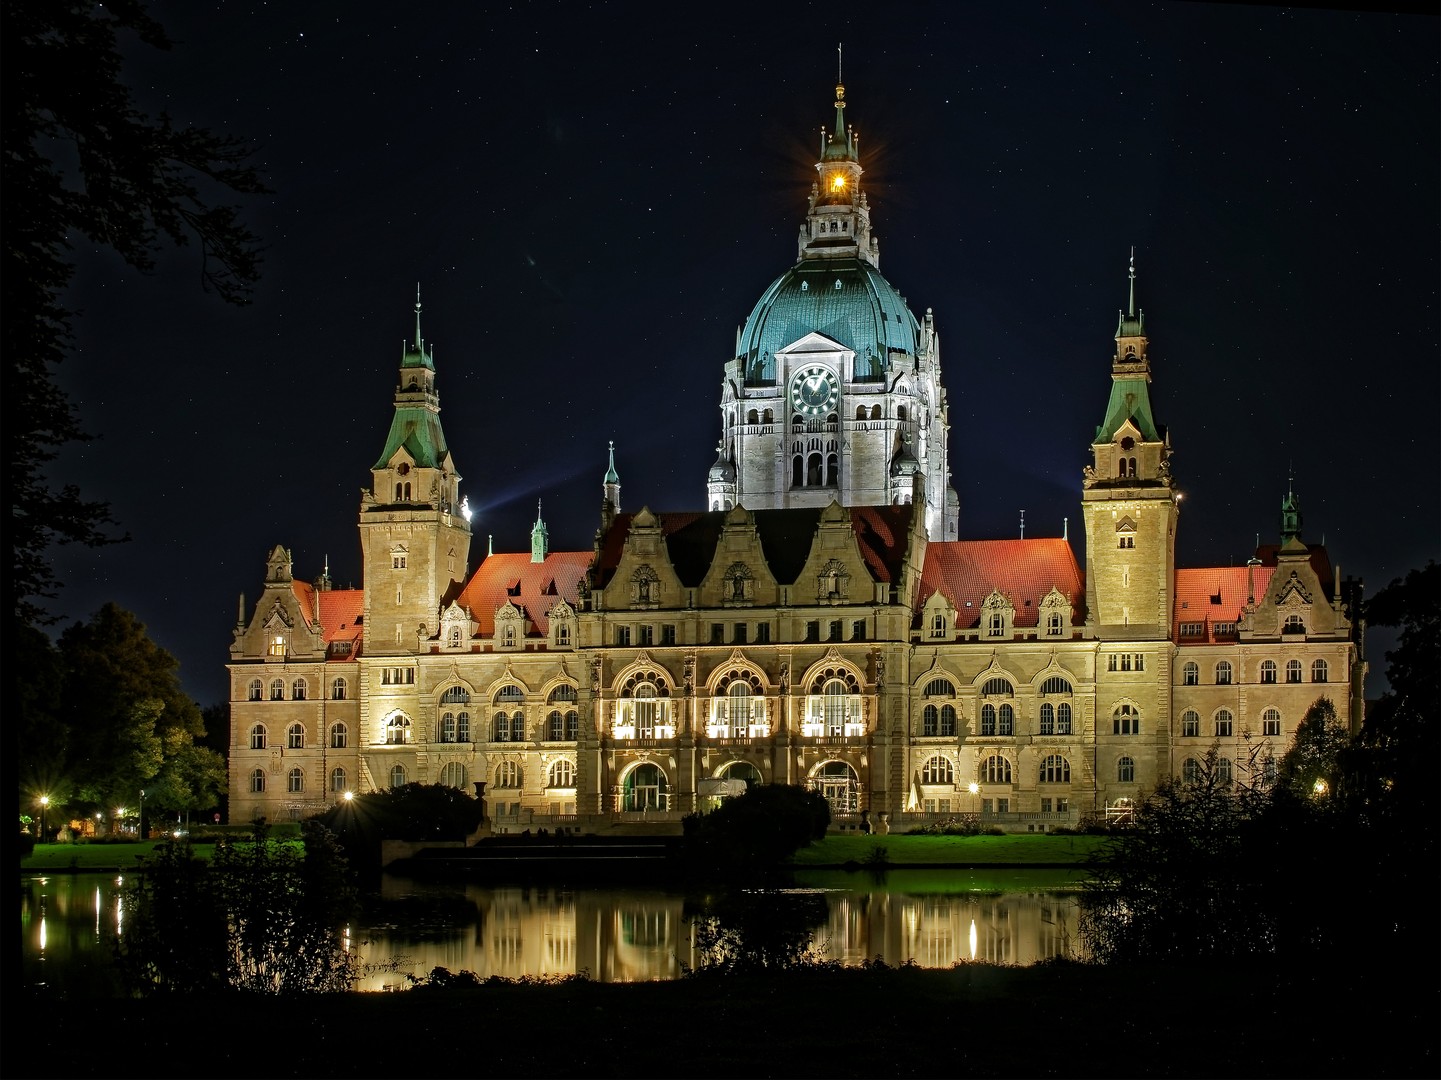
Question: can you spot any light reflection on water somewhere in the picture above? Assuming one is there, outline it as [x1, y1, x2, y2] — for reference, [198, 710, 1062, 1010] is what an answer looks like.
[21, 870, 1088, 997]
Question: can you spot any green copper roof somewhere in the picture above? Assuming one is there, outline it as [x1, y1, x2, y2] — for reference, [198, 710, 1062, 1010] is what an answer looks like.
[740, 258, 920, 383]
[1095, 379, 1160, 443]
[603, 441, 620, 484]
[372, 406, 449, 470]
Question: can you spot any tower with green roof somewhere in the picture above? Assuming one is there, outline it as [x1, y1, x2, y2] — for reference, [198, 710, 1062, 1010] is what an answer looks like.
[358, 290, 472, 654]
[1081, 253, 1179, 635]
[713, 74, 958, 541]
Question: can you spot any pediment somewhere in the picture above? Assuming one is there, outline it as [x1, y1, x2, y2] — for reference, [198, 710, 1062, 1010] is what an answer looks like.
[777, 331, 849, 357]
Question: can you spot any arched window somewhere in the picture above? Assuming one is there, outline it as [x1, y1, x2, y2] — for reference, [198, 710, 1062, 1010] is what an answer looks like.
[439, 762, 467, 789]
[1117, 756, 1136, 783]
[1039, 755, 1070, 784]
[441, 686, 472, 705]
[998, 704, 1014, 736]
[494, 685, 525, 705]
[389, 764, 407, 789]
[981, 703, 997, 737]
[1262, 708, 1282, 737]
[822, 679, 847, 735]
[1217, 757, 1234, 784]
[249, 724, 267, 750]
[1215, 709, 1234, 737]
[1284, 613, 1305, 634]
[441, 712, 457, 743]
[1039, 703, 1055, 735]
[812, 761, 859, 813]
[287, 767, 305, 793]
[1047, 613, 1064, 635]
[635, 683, 658, 738]
[1113, 704, 1140, 736]
[921, 756, 953, 785]
[747, 409, 759, 424]
[331, 677, 347, 701]
[1181, 710, 1200, 738]
[792, 455, 804, 487]
[548, 760, 576, 788]
[330, 767, 347, 794]
[930, 613, 947, 639]
[870, 404, 881, 420]
[940, 705, 957, 737]
[856, 406, 867, 421]
[291, 678, 307, 701]
[269, 679, 285, 701]
[981, 677, 1014, 696]
[250, 768, 266, 793]
[548, 685, 578, 704]
[1182, 662, 1199, 686]
[248, 678, 263, 701]
[1286, 659, 1303, 684]
[897, 405, 908, 422]
[807, 452, 823, 486]
[925, 678, 956, 697]
[548, 710, 565, 741]
[980, 755, 1012, 785]
[623, 763, 668, 811]
[1260, 660, 1277, 684]
[1056, 703, 1072, 735]
[495, 761, 521, 789]
[1040, 676, 1073, 696]
[1312, 658, 1329, 683]
[330, 722, 347, 749]
[287, 722, 304, 750]
[1181, 758, 1202, 785]
[923, 704, 939, 737]
[1215, 661, 1233, 685]
[619, 671, 673, 739]
[384, 715, 412, 745]
[457, 712, 471, 742]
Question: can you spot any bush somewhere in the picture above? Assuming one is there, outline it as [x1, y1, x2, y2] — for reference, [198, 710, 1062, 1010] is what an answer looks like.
[681, 784, 829, 885]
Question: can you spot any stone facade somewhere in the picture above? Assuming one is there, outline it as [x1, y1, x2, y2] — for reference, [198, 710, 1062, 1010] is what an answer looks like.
[227, 82, 1364, 830]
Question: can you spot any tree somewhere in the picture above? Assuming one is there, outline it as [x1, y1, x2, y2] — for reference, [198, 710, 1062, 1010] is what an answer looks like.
[680, 784, 830, 885]
[116, 821, 357, 995]
[3, 0, 267, 625]
[1277, 696, 1349, 800]
[314, 783, 485, 878]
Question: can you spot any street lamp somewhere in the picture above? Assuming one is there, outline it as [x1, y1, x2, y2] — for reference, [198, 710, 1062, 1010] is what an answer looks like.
[38, 795, 49, 841]
[115, 808, 127, 839]
[138, 789, 145, 841]
[968, 782, 980, 820]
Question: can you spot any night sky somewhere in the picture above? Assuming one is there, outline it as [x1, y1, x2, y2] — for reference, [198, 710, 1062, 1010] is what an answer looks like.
[46, 1, 1438, 707]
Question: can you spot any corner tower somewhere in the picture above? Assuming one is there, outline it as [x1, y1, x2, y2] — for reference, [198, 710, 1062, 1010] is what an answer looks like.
[712, 74, 958, 541]
[1081, 254, 1179, 636]
[358, 290, 472, 654]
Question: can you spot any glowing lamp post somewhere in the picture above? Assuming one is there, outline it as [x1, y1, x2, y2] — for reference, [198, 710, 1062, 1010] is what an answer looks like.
[115, 808, 127, 839]
[38, 795, 49, 841]
[138, 789, 145, 841]
[968, 782, 980, 819]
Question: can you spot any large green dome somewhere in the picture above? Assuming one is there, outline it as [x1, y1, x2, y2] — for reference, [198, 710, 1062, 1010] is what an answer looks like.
[739, 257, 922, 385]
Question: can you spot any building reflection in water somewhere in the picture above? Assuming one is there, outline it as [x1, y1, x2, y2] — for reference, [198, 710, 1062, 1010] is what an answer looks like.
[352, 875, 1086, 990]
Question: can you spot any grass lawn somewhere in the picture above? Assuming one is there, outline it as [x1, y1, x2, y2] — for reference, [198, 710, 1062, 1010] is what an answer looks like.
[21, 840, 228, 871]
[793, 832, 1109, 867]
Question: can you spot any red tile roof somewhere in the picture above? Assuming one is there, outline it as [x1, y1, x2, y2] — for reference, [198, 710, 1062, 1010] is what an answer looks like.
[455, 551, 591, 636]
[919, 539, 1083, 628]
[289, 582, 365, 656]
[1173, 565, 1275, 643]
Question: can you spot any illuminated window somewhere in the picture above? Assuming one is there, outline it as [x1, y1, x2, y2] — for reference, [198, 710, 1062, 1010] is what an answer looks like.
[439, 762, 467, 789]
[548, 760, 576, 788]
[330, 767, 347, 793]
[384, 715, 412, 745]
[329, 723, 347, 749]
[248, 678, 263, 701]
[1056, 703, 1072, 735]
[389, 764, 407, 789]
[495, 761, 521, 789]
[268, 635, 286, 657]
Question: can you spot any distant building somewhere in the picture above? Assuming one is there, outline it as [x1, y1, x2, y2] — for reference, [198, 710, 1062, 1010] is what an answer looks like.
[228, 80, 1363, 829]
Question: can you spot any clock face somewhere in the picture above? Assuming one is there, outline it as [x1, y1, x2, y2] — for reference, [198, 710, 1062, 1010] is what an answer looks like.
[789, 364, 840, 418]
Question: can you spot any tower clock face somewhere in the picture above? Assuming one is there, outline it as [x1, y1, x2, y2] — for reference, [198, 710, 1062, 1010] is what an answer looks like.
[789, 364, 840, 418]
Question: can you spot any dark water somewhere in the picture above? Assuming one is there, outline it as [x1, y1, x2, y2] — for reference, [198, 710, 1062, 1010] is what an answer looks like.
[21, 869, 1089, 997]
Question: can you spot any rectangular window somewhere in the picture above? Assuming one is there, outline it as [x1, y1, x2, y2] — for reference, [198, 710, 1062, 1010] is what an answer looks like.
[1213, 622, 1237, 637]
[1179, 622, 1204, 637]
[710, 623, 725, 644]
[805, 621, 820, 643]
[756, 623, 771, 644]
[615, 626, 631, 647]
[1040, 797, 1052, 813]
[829, 620, 843, 642]
[638, 625, 654, 646]
[1056, 798, 1069, 813]
[733, 623, 747, 644]
[1264, 717, 1282, 736]
[660, 624, 677, 646]
[1107, 654, 1118, 672]
[996, 799, 1009, 813]
[981, 799, 993, 814]
[852, 620, 866, 641]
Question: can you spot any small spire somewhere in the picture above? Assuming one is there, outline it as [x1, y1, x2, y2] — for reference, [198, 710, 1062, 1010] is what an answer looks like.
[414, 283, 423, 351]
[1019, 509, 1026, 540]
[531, 500, 549, 563]
[603, 440, 620, 484]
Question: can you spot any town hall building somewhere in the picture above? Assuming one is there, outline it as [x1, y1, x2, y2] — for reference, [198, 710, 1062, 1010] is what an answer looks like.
[226, 79, 1364, 830]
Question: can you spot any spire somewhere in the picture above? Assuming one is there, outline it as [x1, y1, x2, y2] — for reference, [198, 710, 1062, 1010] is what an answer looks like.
[1115, 247, 1146, 338]
[800, 57, 873, 265]
[1095, 249, 1158, 444]
[603, 440, 620, 485]
[602, 440, 622, 519]
[413, 282, 423, 351]
[531, 499, 549, 563]
[1280, 473, 1303, 548]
